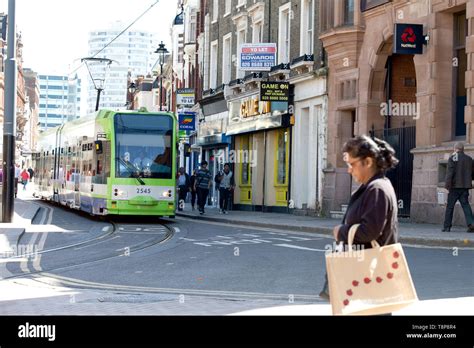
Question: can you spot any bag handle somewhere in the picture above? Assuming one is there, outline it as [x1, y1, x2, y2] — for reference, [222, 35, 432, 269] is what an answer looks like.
[347, 224, 380, 249]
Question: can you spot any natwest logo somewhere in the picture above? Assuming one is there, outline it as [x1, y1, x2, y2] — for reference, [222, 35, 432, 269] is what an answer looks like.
[394, 23, 423, 55]
[401, 27, 416, 43]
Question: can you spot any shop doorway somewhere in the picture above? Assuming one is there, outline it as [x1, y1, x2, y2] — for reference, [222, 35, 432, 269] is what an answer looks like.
[372, 53, 417, 217]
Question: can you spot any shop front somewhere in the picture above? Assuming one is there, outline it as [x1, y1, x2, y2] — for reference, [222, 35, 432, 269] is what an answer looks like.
[197, 92, 230, 207]
[227, 93, 292, 212]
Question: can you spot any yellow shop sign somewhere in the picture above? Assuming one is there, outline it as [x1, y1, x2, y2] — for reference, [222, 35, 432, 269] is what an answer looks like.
[239, 97, 271, 118]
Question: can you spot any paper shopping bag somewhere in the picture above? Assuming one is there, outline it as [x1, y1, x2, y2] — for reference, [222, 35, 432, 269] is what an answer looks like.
[326, 224, 418, 315]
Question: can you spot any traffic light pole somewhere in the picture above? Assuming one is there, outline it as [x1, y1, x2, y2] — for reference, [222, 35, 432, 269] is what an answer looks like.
[2, 0, 17, 222]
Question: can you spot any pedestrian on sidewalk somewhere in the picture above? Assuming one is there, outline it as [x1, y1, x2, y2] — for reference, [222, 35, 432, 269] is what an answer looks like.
[27, 167, 35, 182]
[14, 163, 21, 198]
[177, 167, 190, 211]
[320, 135, 400, 305]
[189, 169, 197, 211]
[442, 142, 474, 233]
[20, 168, 30, 190]
[194, 161, 212, 215]
[217, 163, 235, 214]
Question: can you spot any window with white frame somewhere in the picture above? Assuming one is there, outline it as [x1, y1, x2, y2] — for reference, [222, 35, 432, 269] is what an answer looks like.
[222, 33, 232, 84]
[212, 0, 219, 22]
[237, 0, 246, 7]
[252, 20, 263, 43]
[278, 3, 291, 64]
[225, 0, 232, 16]
[210, 40, 218, 88]
[300, 0, 314, 54]
[187, 13, 197, 43]
[236, 28, 247, 78]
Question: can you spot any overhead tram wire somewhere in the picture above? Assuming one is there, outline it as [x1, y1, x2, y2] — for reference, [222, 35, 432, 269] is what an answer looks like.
[68, 0, 160, 76]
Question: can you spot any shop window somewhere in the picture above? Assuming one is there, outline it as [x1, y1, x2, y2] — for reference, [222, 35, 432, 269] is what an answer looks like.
[240, 135, 251, 185]
[275, 129, 288, 185]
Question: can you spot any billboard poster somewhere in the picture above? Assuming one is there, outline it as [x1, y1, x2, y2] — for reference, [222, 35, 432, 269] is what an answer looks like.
[260, 82, 289, 102]
[176, 88, 195, 106]
[239, 43, 277, 71]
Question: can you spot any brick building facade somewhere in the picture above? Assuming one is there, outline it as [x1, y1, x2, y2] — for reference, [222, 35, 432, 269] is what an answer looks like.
[320, 0, 474, 224]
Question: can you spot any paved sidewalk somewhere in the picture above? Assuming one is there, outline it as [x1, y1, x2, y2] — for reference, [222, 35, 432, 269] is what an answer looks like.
[0, 277, 472, 315]
[0, 186, 41, 256]
[176, 206, 474, 248]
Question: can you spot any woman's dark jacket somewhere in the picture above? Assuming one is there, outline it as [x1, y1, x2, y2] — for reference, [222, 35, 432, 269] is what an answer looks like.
[337, 173, 398, 249]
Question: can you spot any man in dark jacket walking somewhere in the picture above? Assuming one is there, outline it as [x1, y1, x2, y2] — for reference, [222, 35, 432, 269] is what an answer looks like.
[443, 142, 474, 232]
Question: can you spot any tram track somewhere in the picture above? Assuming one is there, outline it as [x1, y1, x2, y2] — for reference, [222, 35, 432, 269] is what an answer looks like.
[3, 201, 176, 281]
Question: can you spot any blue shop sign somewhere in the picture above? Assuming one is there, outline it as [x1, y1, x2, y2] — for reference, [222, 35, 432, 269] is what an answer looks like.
[178, 112, 196, 131]
[394, 23, 424, 55]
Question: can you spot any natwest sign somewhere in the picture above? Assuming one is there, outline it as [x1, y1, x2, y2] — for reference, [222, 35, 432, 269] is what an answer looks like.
[394, 23, 424, 55]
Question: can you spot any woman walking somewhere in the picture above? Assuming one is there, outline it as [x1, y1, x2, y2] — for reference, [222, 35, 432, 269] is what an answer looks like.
[321, 135, 399, 304]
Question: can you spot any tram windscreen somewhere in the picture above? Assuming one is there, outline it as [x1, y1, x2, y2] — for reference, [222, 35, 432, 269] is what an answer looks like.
[115, 113, 173, 179]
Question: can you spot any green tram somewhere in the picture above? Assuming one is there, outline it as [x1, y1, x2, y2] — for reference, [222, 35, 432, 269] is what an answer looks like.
[33, 109, 177, 217]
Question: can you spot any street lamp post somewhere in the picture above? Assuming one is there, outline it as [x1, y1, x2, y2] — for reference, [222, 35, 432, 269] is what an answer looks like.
[127, 82, 137, 110]
[155, 42, 169, 111]
[81, 57, 114, 112]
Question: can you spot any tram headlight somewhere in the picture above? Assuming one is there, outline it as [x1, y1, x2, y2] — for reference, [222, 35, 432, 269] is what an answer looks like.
[162, 190, 173, 198]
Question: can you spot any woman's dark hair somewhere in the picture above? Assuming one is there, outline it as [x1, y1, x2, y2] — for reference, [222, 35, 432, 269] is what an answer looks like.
[342, 135, 399, 172]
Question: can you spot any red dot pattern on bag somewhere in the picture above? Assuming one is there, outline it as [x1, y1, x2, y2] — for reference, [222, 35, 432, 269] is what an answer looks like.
[342, 249, 401, 308]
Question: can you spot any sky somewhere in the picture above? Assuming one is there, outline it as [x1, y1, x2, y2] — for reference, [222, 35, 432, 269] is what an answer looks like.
[0, 0, 179, 75]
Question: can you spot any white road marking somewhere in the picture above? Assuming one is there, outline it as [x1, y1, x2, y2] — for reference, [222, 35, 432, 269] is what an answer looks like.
[46, 206, 54, 225]
[33, 232, 49, 271]
[216, 235, 233, 239]
[102, 226, 110, 232]
[174, 227, 180, 233]
[20, 228, 41, 273]
[180, 237, 197, 242]
[274, 244, 326, 252]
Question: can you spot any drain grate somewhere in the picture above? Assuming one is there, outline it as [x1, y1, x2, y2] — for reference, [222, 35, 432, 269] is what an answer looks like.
[95, 294, 177, 303]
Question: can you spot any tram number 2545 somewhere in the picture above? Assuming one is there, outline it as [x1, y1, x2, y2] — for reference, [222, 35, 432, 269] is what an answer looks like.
[136, 188, 152, 194]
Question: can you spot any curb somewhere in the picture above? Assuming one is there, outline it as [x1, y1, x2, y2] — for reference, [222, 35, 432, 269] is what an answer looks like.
[176, 212, 474, 249]
[15, 203, 41, 247]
